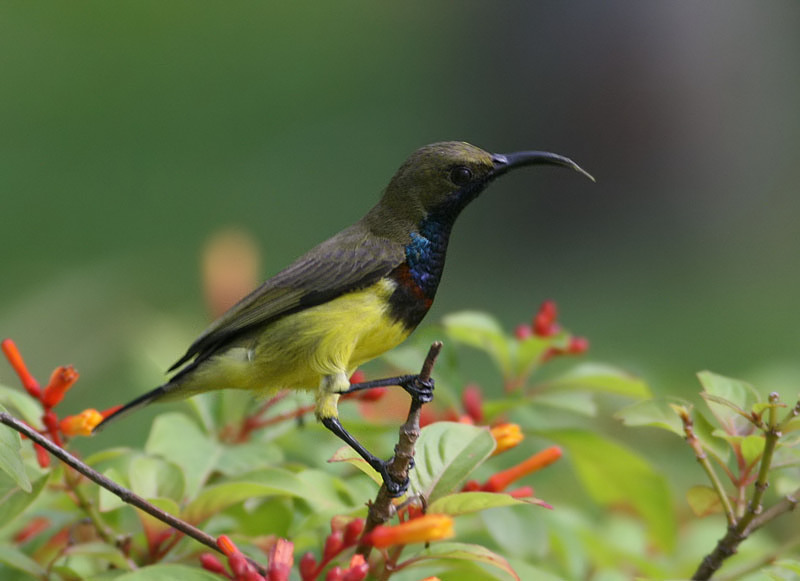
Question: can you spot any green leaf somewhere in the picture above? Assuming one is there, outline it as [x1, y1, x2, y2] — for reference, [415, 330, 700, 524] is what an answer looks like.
[686, 485, 723, 517]
[129, 456, 185, 502]
[428, 491, 549, 516]
[512, 335, 550, 377]
[0, 472, 47, 524]
[137, 497, 181, 542]
[145, 412, 221, 498]
[98, 467, 128, 512]
[442, 311, 512, 376]
[328, 446, 382, 485]
[64, 542, 133, 571]
[550, 429, 676, 551]
[740, 434, 766, 467]
[768, 559, 800, 576]
[0, 408, 31, 492]
[182, 468, 308, 523]
[409, 422, 495, 503]
[693, 410, 731, 464]
[405, 542, 520, 581]
[781, 414, 800, 433]
[0, 386, 43, 426]
[698, 371, 761, 433]
[614, 398, 686, 436]
[536, 390, 597, 417]
[541, 363, 650, 399]
[112, 564, 221, 580]
[214, 439, 283, 477]
[0, 543, 47, 577]
[507, 558, 567, 581]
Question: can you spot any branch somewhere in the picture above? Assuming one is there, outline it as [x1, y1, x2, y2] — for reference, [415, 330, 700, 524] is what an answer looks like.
[691, 393, 785, 580]
[356, 341, 443, 556]
[0, 411, 267, 576]
[678, 407, 736, 526]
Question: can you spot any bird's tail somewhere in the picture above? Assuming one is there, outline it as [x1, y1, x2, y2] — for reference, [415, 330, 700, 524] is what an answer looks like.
[92, 384, 168, 433]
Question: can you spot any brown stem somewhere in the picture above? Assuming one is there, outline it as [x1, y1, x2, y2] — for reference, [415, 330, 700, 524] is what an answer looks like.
[355, 341, 443, 557]
[691, 393, 784, 580]
[0, 412, 267, 576]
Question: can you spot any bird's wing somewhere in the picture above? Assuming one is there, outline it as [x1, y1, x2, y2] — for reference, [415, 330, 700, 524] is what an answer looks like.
[168, 225, 405, 372]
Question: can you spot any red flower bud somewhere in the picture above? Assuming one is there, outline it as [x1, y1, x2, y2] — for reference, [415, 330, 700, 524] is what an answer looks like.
[567, 336, 589, 354]
[355, 386, 387, 402]
[323, 530, 344, 561]
[246, 570, 266, 581]
[1, 339, 41, 398]
[343, 518, 365, 546]
[34, 443, 50, 468]
[229, 552, 249, 577]
[461, 384, 483, 424]
[342, 554, 369, 581]
[13, 516, 51, 544]
[461, 480, 481, 492]
[42, 365, 79, 408]
[199, 553, 227, 575]
[267, 538, 293, 581]
[325, 567, 343, 581]
[299, 552, 317, 581]
[349, 370, 366, 385]
[514, 323, 533, 340]
[533, 300, 559, 337]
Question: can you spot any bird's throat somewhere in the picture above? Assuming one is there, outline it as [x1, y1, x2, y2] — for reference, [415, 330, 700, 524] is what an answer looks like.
[387, 211, 455, 329]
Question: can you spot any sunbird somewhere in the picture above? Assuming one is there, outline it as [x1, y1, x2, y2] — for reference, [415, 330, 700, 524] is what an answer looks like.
[97, 141, 592, 495]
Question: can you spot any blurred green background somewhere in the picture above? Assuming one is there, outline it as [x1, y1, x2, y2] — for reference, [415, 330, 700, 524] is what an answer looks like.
[2, 2, 799, 447]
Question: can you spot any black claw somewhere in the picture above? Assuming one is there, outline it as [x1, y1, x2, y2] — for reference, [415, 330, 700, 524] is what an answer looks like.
[400, 375, 435, 403]
[378, 460, 409, 497]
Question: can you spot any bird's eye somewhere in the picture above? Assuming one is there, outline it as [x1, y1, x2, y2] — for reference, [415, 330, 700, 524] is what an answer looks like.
[449, 166, 473, 186]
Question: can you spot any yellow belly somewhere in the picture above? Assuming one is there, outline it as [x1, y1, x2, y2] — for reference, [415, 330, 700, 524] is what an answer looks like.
[178, 278, 411, 405]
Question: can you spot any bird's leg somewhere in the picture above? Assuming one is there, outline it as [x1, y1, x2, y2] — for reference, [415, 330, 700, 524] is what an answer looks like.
[344, 374, 434, 403]
[318, 373, 410, 496]
[320, 415, 408, 497]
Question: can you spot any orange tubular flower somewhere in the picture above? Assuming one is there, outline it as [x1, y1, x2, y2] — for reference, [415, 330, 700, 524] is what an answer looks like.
[1, 339, 41, 398]
[59, 409, 104, 437]
[41, 365, 79, 408]
[216, 534, 238, 557]
[490, 423, 524, 456]
[367, 514, 454, 548]
[483, 446, 562, 492]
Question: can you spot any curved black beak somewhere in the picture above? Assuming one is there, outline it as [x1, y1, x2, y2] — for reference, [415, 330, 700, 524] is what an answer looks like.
[490, 151, 595, 182]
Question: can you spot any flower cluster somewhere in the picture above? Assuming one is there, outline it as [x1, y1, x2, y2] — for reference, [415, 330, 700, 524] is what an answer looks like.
[297, 517, 368, 581]
[515, 299, 589, 360]
[202, 519, 373, 581]
[1, 339, 118, 467]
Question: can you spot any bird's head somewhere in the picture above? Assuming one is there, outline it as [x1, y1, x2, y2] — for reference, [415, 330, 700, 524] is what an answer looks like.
[369, 141, 593, 235]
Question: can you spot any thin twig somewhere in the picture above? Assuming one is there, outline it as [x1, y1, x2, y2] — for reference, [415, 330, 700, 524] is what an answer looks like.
[356, 341, 443, 557]
[678, 408, 736, 526]
[0, 412, 267, 576]
[691, 393, 785, 580]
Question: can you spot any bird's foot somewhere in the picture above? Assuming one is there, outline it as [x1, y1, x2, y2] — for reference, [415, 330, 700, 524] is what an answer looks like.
[378, 458, 410, 498]
[399, 375, 435, 403]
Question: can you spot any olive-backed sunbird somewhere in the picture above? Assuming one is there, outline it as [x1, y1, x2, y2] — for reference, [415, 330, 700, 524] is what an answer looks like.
[96, 141, 592, 495]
